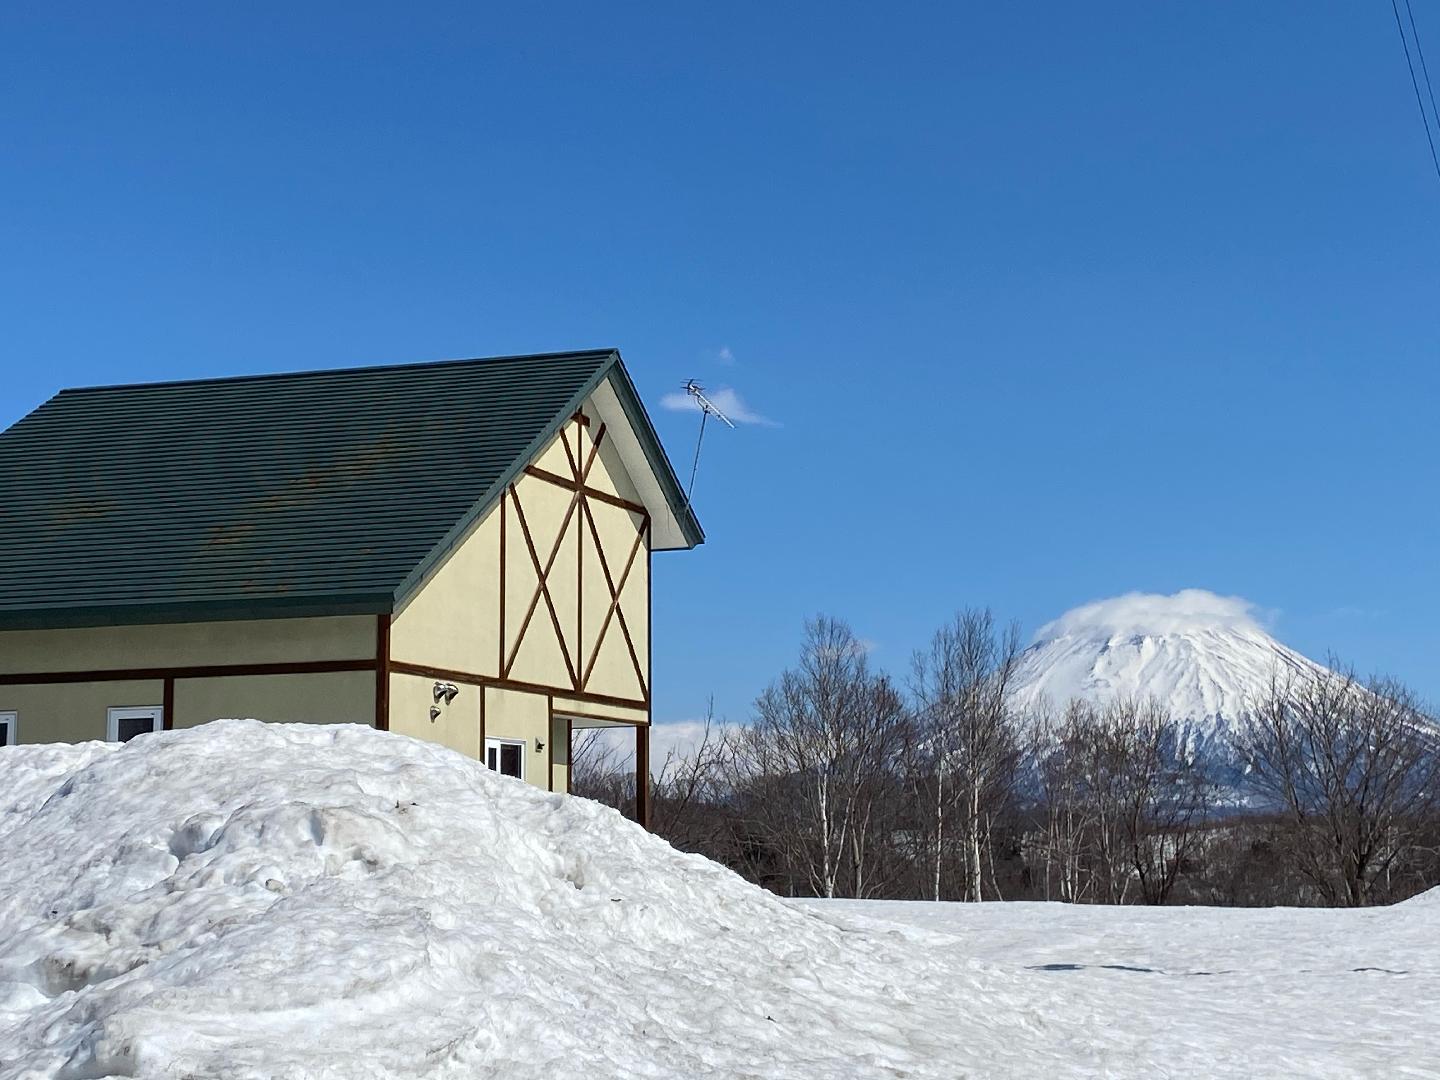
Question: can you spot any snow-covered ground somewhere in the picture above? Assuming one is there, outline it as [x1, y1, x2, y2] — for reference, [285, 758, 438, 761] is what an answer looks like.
[809, 897, 1440, 1078]
[1, 721, 1435, 1079]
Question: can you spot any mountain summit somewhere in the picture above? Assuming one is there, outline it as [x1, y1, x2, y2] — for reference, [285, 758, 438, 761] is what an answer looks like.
[1011, 590, 1323, 759]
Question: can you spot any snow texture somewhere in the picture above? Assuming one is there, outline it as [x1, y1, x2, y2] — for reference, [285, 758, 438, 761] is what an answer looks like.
[810, 898, 1440, 1078]
[1011, 589, 1326, 760]
[1, 720, 1436, 1078]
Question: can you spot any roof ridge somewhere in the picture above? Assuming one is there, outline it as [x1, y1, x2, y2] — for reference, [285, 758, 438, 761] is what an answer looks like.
[57, 348, 619, 395]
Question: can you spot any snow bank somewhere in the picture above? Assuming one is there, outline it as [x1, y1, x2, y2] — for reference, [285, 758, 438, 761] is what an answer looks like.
[0, 721, 978, 1079]
[1, 721, 1435, 1079]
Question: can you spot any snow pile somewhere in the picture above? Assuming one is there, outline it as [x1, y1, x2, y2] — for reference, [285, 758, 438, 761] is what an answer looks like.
[2, 720, 1436, 1079]
[1012, 589, 1325, 760]
[0, 721, 982, 1079]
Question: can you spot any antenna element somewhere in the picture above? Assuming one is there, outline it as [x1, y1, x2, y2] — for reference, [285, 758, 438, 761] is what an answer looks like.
[682, 380, 735, 503]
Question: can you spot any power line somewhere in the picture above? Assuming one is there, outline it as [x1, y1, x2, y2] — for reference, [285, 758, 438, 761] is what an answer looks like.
[1404, 0, 1440, 135]
[1389, 0, 1440, 185]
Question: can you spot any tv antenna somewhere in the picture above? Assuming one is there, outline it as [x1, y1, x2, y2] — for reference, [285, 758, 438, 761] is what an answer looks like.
[682, 380, 734, 503]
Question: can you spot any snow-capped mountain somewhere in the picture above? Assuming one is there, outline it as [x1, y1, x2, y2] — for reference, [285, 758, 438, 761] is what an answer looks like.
[1011, 590, 1325, 761]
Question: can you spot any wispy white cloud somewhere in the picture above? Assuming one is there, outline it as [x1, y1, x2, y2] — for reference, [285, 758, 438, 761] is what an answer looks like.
[652, 719, 727, 765]
[716, 346, 736, 365]
[1036, 589, 1277, 642]
[659, 385, 777, 427]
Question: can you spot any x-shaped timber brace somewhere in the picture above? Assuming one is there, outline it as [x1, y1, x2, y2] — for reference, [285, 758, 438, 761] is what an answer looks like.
[500, 414, 650, 703]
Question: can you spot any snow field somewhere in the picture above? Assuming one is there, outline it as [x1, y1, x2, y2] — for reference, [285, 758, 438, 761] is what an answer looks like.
[0, 720, 1435, 1079]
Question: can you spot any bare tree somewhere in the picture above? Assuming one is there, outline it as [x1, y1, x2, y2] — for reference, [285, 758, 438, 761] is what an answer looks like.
[911, 609, 1023, 901]
[1235, 663, 1440, 906]
[1106, 699, 1211, 904]
[1062, 700, 1133, 903]
[570, 726, 630, 808]
[733, 616, 910, 899]
[579, 622, 1439, 909]
[571, 704, 739, 858]
[1032, 700, 1099, 902]
[650, 701, 736, 853]
[1030, 697, 1210, 904]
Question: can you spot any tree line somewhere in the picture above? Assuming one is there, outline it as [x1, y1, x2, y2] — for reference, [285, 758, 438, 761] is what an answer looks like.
[574, 612, 1440, 907]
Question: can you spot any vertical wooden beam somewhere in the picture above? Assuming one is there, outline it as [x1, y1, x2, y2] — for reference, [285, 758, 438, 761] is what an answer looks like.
[645, 514, 652, 709]
[162, 676, 175, 731]
[635, 723, 651, 830]
[546, 694, 555, 792]
[478, 685, 487, 760]
[499, 488, 507, 676]
[565, 716, 573, 794]
[375, 614, 391, 731]
[576, 452, 584, 692]
[639, 511, 652, 829]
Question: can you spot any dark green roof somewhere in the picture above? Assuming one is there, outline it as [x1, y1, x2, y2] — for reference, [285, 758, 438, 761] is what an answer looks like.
[0, 349, 702, 630]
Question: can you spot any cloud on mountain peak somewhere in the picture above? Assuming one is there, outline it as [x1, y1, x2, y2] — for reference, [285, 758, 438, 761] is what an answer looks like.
[1035, 589, 1271, 642]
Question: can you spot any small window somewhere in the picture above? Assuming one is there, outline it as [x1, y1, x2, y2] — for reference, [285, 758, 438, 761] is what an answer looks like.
[485, 737, 526, 780]
[107, 706, 164, 744]
[0, 712, 15, 747]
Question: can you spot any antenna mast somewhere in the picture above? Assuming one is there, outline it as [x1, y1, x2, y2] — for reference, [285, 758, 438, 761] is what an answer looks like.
[682, 380, 734, 503]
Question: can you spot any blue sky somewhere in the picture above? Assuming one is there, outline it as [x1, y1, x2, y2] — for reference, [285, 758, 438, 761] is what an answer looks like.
[2, 3, 1438, 720]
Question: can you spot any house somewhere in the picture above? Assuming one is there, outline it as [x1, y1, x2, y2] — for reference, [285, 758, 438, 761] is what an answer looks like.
[0, 349, 703, 824]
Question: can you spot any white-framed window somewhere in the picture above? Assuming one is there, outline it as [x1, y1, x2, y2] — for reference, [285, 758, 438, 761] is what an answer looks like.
[107, 706, 164, 744]
[0, 711, 15, 747]
[485, 737, 526, 780]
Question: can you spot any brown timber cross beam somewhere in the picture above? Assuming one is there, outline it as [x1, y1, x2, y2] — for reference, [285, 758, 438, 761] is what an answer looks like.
[502, 422, 610, 689]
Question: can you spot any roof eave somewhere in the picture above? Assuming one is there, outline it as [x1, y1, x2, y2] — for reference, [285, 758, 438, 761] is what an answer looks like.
[602, 359, 706, 551]
[388, 350, 704, 614]
[0, 593, 396, 633]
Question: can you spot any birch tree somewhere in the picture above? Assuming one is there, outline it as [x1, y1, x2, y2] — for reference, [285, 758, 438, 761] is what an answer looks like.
[1106, 699, 1211, 905]
[734, 616, 908, 899]
[1032, 698, 1210, 904]
[911, 609, 1023, 901]
[1033, 701, 1099, 902]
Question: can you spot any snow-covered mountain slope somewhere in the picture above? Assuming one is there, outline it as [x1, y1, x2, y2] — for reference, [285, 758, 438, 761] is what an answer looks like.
[1011, 590, 1325, 760]
[1, 720, 1436, 1078]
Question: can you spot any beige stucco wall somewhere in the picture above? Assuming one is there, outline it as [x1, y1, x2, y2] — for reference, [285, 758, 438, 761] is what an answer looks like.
[502, 465, 581, 690]
[173, 672, 375, 729]
[531, 426, 577, 480]
[551, 696, 646, 726]
[484, 686, 551, 789]
[0, 680, 165, 744]
[581, 418, 646, 507]
[388, 671, 481, 759]
[578, 497, 649, 704]
[389, 508, 502, 676]
[549, 711, 570, 792]
[391, 408, 652, 714]
[0, 616, 376, 676]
